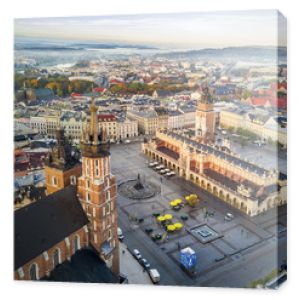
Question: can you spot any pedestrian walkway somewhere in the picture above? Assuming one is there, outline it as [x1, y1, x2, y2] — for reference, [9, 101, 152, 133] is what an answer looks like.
[119, 242, 153, 285]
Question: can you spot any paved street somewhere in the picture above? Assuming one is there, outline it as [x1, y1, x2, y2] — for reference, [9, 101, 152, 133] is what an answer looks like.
[111, 142, 287, 288]
[119, 242, 153, 285]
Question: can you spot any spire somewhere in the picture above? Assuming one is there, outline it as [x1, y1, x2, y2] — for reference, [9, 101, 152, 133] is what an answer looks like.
[46, 126, 75, 169]
[80, 82, 110, 158]
[89, 83, 99, 145]
[200, 82, 213, 104]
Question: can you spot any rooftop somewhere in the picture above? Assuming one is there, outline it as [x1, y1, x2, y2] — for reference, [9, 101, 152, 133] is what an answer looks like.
[43, 248, 119, 284]
[14, 185, 88, 270]
[161, 130, 270, 176]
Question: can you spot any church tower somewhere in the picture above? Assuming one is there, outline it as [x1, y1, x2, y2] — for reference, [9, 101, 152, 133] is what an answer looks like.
[77, 98, 120, 275]
[195, 84, 215, 143]
[45, 127, 82, 195]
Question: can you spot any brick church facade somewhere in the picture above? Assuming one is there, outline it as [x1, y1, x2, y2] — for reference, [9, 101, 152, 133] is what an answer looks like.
[14, 99, 120, 281]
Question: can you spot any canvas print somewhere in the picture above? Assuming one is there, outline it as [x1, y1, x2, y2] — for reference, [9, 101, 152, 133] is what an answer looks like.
[14, 10, 287, 288]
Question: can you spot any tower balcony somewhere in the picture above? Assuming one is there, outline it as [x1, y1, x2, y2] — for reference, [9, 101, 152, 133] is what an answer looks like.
[80, 142, 110, 158]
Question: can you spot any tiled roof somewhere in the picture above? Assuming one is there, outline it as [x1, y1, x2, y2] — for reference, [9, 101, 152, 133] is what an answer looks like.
[163, 130, 269, 176]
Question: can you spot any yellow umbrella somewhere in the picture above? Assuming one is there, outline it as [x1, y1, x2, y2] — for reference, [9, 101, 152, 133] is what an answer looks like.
[164, 214, 173, 220]
[175, 199, 182, 205]
[170, 201, 177, 207]
[167, 224, 176, 231]
[185, 196, 190, 201]
[157, 215, 165, 222]
[174, 223, 183, 230]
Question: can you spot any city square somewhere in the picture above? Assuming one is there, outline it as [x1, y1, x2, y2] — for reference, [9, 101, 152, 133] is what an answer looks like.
[13, 10, 287, 288]
[111, 142, 287, 287]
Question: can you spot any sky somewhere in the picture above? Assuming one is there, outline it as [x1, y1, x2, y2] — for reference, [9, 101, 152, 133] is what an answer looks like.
[14, 10, 287, 49]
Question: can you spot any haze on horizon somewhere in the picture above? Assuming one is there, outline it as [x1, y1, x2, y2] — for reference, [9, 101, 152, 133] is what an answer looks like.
[15, 10, 286, 49]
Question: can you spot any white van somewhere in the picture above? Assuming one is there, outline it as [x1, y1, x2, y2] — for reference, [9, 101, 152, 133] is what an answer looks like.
[149, 269, 160, 283]
[117, 227, 124, 241]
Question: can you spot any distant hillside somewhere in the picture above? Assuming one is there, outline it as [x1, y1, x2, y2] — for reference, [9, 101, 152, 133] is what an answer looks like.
[155, 46, 287, 62]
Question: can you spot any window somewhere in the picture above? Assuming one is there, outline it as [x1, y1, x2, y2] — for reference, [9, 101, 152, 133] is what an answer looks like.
[86, 205, 92, 216]
[106, 202, 110, 214]
[108, 229, 112, 240]
[86, 160, 89, 176]
[53, 248, 61, 268]
[86, 192, 91, 202]
[107, 216, 111, 227]
[43, 251, 49, 261]
[94, 234, 97, 243]
[65, 237, 70, 247]
[17, 267, 24, 279]
[106, 191, 110, 201]
[103, 206, 106, 216]
[29, 263, 39, 280]
[52, 176, 58, 186]
[70, 176, 76, 185]
[86, 180, 90, 189]
[106, 178, 110, 187]
[74, 235, 80, 253]
[105, 158, 109, 175]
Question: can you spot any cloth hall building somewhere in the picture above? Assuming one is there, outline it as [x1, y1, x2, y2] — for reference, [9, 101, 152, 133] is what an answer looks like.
[143, 87, 287, 217]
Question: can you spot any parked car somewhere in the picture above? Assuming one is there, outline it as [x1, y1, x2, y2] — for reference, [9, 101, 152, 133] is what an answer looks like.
[133, 249, 142, 260]
[149, 269, 160, 283]
[140, 258, 151, 270]
[159, 169, 167, 174]
[224, 213, 234, 221]
[165, 171, 175, 177]
[155, 165, 164, 170]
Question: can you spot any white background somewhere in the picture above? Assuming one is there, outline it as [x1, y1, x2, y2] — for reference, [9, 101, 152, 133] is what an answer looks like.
[0, 0, 297, 299]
